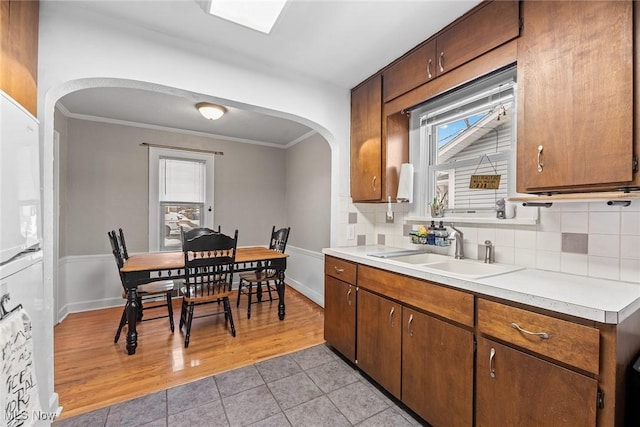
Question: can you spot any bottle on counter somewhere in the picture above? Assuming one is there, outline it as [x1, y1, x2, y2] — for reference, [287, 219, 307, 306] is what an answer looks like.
[427, 221, 436, 245]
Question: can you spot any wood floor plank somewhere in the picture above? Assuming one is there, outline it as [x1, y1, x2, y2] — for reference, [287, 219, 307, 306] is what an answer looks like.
[54, 285, 325, 420]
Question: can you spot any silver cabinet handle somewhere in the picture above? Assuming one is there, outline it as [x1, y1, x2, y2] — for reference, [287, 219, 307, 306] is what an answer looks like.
[389, 306, 395, 327]
[490, 347, 496, 378]
[346, 287, 352, 306]
[427, 59, 432, 79]
[438, 52, 444, 72]
[407, 313, 414, 337]
[537, 145, 544, 172]
[333, 266, 344, 274]
[511, 322, 550, 340]
[371, 175, 377, 191]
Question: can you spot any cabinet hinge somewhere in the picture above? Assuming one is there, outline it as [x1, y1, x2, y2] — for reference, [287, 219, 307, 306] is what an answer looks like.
[473, 337, 477, 354]
[633, 155, 638, 173]
[597, 388, 605, 410]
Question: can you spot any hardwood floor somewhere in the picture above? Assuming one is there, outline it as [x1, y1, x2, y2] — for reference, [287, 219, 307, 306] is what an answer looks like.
[54, 286, 325, 421]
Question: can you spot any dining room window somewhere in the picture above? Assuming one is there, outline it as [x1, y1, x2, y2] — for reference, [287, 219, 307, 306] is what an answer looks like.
[149, 147, 214, 251]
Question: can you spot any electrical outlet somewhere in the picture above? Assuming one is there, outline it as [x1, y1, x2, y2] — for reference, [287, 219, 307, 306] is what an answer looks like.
[346, 225, 356, 240]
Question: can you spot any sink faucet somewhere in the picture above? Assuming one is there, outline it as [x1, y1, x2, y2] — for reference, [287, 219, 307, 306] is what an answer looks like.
[448, 223, 464, 259]
[484, 240, 495, 264]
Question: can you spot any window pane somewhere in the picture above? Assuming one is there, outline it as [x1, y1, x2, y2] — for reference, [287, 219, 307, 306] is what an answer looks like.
[162, 203, 203, 250]
[159, 157, 205, 202]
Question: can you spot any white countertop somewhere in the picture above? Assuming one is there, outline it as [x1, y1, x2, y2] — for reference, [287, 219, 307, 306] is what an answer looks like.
[322, 245, 640, 324]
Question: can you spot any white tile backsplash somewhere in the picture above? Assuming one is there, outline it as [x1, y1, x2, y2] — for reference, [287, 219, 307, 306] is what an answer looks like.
[621, 211, 640, 235]
[589, 211, 621, 234]
[561, 253, 589, 276]
[342, 198, 640, 284]
[588, 234, 620, 258]
[588, 256, 620, 280]
[561, 212, 589, 233]
[536, 231, 562, 252]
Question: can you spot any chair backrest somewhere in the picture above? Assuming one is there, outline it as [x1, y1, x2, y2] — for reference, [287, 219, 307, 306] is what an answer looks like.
[269, 226, 290, 254]
[181, 225, 221, 249]
[107, 230, 127, 291]
[118, 228, 129, 259]
[182, 229, 238, 297]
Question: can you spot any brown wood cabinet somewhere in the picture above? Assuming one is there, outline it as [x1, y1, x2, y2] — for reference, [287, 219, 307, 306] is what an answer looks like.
[402, 308, 473, 427]
[350, 74, 383, 202]
[323, 257, 357, 362]
[0, 0, 39, 116]
[476, 298, 600, 426]
[323, 254, 640, 426]
[382, 0, 520, 103]
[356, 288, 402, 398]
[517, 0, 638, 193]
[475, 337, 598, 426]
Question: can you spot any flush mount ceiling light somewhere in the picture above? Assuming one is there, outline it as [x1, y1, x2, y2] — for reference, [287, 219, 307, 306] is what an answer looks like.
[199, 0, 287, 34]
[196, 102, 226, 120]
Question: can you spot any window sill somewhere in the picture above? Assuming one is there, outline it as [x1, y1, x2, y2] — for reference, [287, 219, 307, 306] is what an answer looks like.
[405, 215, 538, 226]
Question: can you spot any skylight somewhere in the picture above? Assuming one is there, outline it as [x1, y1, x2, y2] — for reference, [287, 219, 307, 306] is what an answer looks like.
[203, 0, 287, 34]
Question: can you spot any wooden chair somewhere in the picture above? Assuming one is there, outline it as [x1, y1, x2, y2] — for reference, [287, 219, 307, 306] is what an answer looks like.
[108, 230, 175, 343]
[236, 226, 290, 318]
[180, 228, 238, 348]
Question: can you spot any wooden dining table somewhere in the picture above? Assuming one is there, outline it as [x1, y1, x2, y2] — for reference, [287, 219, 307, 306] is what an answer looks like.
[120, 246, 288, 355]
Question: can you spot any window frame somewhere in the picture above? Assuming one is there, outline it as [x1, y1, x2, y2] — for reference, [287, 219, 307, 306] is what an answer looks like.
[410, 67, 517, 218]
[148, 147, 214, 251]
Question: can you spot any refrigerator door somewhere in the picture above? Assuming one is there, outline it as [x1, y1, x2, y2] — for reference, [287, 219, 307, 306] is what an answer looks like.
[0, 250, 48, 419]
[0, 91, 41, 264]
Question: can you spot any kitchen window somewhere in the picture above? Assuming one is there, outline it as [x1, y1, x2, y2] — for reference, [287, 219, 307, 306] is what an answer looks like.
[148, 147, 214, 251]
[411, 67, 516, 217]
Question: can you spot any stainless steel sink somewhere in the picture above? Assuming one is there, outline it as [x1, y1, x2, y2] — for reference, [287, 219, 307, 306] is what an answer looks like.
[422, 259, 525, 279]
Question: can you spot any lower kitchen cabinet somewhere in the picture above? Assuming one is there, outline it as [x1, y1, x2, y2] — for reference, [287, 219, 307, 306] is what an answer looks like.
[323, 275, 356, 362]
[476, 337, 598, 426]
[356, 288, 402, 398]
[402, 308, 473, 427]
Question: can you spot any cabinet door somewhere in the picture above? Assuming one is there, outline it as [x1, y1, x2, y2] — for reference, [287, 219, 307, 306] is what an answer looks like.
[0, 0, 39, 116]
[323, 276, 356, 362]
[356, 289, 401, 398]
[436, 0, 519, 76]
[517, 1, 633, 192]
[476, 337, 597, 427]
[383, 40, 436, 103]
[402, 308, 473, 427]
[350, 74, 382, 202]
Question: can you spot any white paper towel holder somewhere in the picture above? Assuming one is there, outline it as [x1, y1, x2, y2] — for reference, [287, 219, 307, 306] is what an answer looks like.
[396, 163, 414, 203]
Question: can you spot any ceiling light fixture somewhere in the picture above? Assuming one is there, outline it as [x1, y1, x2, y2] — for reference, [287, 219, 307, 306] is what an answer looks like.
[200, 0, 287, 34]
[196, 102, 226, 120]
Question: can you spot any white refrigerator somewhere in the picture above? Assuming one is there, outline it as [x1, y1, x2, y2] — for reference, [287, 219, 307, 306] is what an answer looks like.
[1, 91, 53, 425]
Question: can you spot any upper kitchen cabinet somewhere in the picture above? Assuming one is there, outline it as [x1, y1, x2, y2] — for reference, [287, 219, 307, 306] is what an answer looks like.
[351, 74, 382, 202]
[382, 0, 520, 103]
[517, 0, 639, 194]
[0, 0, 39, 116]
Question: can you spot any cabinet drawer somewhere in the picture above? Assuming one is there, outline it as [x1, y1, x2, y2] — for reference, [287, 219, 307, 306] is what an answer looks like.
[477, 299, 600, 375]
[358, 265, 473, 327]
[325, 256, 357, 284]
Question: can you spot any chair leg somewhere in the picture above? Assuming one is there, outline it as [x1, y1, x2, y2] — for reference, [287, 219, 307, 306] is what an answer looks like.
[236, 278, 243, 308]
[224, 297, 236, 337]
[179, 298, 187, 330]
[246, 281, 253, 319]
[165, 292, 175, 333]
[184, 303, 194, 348]
[136, 296, 143, 321]
[266, 280, 274, 302]
[114, 307, 127, 343]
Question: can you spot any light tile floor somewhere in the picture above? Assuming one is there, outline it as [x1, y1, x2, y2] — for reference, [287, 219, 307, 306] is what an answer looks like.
[52, 344, 427, 426]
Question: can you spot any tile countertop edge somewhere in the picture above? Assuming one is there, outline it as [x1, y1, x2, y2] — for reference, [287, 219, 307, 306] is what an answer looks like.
[322, 246, 640, 325]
